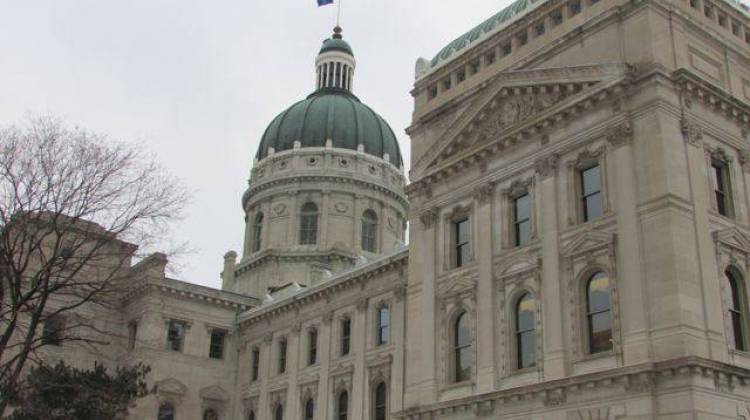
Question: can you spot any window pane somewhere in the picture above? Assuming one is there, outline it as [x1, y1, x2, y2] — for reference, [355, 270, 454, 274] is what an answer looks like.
[517, 295, 536, 332]
[458, 244, 470, 267]
[584, 192, 603, 221]
[582, 166, 601, 196]
[587, 273, 611, 313]
[514, 194, 530, 222]
[456, 218, 469, 244]
[457, 347, 471, 381]
[305, 400, 314, 420]
[516, 220, 531, 246]
[209, 330, 225, 359]
[158, 403, 175, 420]
[589, 312, 613, 353]
[518, 331, 536, 369]
[456, 314, 470, 347]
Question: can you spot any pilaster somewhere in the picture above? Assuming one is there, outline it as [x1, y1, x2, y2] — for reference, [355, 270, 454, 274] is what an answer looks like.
[474, 183, 497, 392]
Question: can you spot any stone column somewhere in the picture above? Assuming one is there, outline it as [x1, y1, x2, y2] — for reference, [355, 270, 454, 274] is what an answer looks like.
[352, 298, 368, 418]
[682, 118, 728, 360]
[353, 194, 363, 251]
[535, 155, 566, 378]
[606, 120, 650, 364]
[287, 192, 298, 246]
[258, 334, 273, 420]
[473, 183, 497, 392]
[318, 312, 333, 420]
[391, 285, 407, 412]
[405, 207, 439, 405]
[287, 325, 301, 419]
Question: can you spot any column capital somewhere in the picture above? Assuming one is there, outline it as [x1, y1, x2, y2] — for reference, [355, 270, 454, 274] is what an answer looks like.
[534, 154, 559, 179]
[419, 208, 439, 228]
[606, 120, 634, 148]
[474, 183, 495, 205]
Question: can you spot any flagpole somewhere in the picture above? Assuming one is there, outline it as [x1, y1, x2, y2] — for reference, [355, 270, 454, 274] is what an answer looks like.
[336, 0, 342, 27]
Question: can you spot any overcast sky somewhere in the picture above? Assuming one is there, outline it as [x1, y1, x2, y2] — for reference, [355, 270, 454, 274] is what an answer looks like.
[0, 0, 527, 288]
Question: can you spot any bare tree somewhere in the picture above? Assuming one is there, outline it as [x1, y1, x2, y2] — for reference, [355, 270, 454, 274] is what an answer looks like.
[0, 116, 188, 415]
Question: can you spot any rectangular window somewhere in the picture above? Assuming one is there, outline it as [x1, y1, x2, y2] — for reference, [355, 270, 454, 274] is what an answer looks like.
[209, 329, 226, 359]
[455, 218, 470, 268]
[377, 307, 390, 346]
[278, 339, 287, 374]
[551, 9, 563, 26]
[167, 320, 186, 352]
[534, 21, 545, 36]
[341, 318, 352, 356]
[580, 165, 603, 222]
[456, 69, 466, 84]
[42, 316, 64, 346]
[309, 329, 318, 366]
[485, 51, 496, 65]
[251, 347, 260, 381]
[711, 160, 733, 217]
[469, 59, 480, 75]
[569, 0, 581, 15]
[513, 193, 532, 247]
[502, 42, 512, 56]
[127, 322, 138, 350]
[428, 85, 438, 100]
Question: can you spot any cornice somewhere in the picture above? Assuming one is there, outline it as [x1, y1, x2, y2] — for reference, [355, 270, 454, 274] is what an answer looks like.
[395, 357, 750, 419]
[234, 248, 359, 276]
[237, 248, 409, 327]
[243, 174, 409, 211]
[675, 68, 750, 128]
[122, 280, 259, 311]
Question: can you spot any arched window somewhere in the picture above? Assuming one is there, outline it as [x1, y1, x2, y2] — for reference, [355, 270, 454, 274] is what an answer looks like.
[374, 382, 387, 420]
[586, 272, 613, 354]
[376, 305, 390, 346]
[726, 268, 747, 351]
[362, 210, 378, 252]
[300, 203, 319, 245]
[253, 213, 264, 252]
[157, 402, 175, 420]
[304, 399, 315, 420]
[516, 293, 537, 369]
[337, 391, 349, 420]
[203, 408, 218, 420]
[275, 405, 283, 420]
[454, 311, 471, 382]
[248, 411, 255, 420]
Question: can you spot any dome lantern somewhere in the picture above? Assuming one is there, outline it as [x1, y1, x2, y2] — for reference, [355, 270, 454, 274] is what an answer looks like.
[316, 27, 356, 92]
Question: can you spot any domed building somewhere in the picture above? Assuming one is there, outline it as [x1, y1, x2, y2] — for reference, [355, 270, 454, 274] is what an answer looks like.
[222, 27, 409, 298]
[33, 2, 750, 419]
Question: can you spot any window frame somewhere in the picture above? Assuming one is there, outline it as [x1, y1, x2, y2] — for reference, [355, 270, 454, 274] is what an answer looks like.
[361, 209, 378, 253]
[41, 315, 65, 346]
[340, 317, 352, 357]
[514, 292, 537, 370]
[568, 147, 608, 226]
[453, 311, 472, 383]
[373, 381, 388, 420]
[278, 337, 288, 375]
[208, 328, 227, 360]
[308, 328, 318, 366]
[251, 346, 260, 382]
[454, 217, 471, 268]
[710, 158, 735, 218]
[157, 402, 176, 420]
[725, 267, 748, 352]
[127, 321, 138, 351]
[512, 192, 532, 247]
[376, 304, 390, 347]
[303, 398, 315, 420]
[299, 202, 319, 245]
[166, 319, 187, 352]
[252, 212, 264, 252]
[585, 271, 614, 355]
[580, 164, 603, 223]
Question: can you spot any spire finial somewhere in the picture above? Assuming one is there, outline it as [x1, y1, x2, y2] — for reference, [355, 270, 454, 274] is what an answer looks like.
[333, 26, 343, 40]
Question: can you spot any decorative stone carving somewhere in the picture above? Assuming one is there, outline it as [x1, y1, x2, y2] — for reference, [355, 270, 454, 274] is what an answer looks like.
[474, 183, 494, 204]
[681, 117, 703, 147]
[356, 297, 368, 312]
[393, 284, 407, 301]
[419, 208, 438, 228]
[273, 203, 287, 216]
[739, 150, 750, 174]
[334, 202, 349, 214]
[535, 154, 559, 178]
[606, 120, 633, 148]
[263, 333, 273, 345]
[504, 177, 533, 198]
[471, 90, 568, 146]
[568, 146, 605, 170]
[322, 311, 334, 325]
[543, 388, 566, 407]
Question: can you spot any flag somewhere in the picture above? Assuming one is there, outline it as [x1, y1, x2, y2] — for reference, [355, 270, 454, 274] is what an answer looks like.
[317, 0, 333, 6]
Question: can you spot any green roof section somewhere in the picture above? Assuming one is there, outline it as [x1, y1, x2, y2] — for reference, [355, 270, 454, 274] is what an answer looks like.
[320, 38, 354, 55]
[430, 0, 547, 69]
[256, 89, 403, 167]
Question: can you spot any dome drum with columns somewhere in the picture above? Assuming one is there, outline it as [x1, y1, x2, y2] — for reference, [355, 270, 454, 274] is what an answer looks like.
[224, 28, 408, 297]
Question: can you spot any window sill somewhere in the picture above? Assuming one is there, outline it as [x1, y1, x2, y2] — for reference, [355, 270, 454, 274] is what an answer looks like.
[441, 379, 474, 392]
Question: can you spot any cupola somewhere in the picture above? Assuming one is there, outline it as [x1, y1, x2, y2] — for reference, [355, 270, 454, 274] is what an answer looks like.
[315, 26, 356, 91]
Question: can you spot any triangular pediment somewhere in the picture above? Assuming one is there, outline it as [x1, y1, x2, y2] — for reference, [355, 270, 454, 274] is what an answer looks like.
[714, 227, 750, 254]
[561, 230, 616, 258]
[412, 64, 632, 177]
[200, 385, 230, 402]
[156, 378, 187, 396]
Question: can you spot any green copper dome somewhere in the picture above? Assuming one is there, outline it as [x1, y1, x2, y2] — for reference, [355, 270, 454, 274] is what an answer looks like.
[256, 89, 403, 167]
[320, 38, 353, 55]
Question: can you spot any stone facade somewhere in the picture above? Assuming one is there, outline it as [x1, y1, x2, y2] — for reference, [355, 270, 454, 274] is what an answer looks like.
[26, 0, 750, 419]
